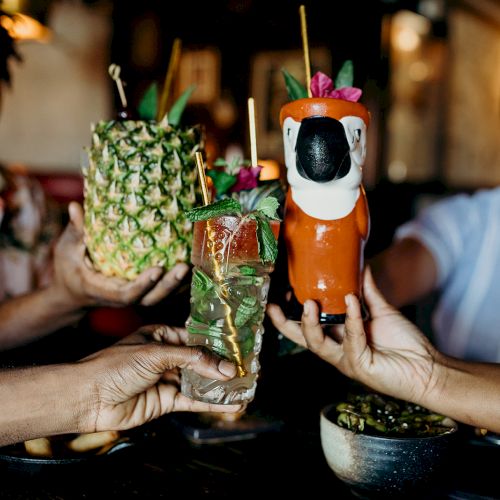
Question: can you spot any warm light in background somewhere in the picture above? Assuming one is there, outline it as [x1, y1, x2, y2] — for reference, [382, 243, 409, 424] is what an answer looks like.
[395, 27, 420, 52]
[387, 159, 408, 183]
[258, 159, 281, 181]
[1, 0, 23, 13]
[391, 10, 430, 53]
[408, 60, 430, 82]
[0, 13, 51, 42]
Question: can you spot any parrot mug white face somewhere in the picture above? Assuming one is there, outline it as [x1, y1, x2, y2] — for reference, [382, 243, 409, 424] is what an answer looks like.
[282, 115, 367, 221]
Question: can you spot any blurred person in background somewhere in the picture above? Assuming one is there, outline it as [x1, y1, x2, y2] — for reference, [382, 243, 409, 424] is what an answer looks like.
[0, 7, 188, 347]
[369, 188, 500, 363]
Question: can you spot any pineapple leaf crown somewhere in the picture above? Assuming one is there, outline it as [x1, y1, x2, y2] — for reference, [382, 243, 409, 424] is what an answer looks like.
[138, 83, 196, 126]
[282, 60, 362, 102]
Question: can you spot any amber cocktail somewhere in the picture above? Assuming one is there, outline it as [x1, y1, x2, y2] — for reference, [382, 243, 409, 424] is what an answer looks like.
[181, 215, 279, 405]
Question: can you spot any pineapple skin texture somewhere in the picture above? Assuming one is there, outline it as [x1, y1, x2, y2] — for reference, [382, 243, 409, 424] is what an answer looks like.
[83, 120, 202, 280]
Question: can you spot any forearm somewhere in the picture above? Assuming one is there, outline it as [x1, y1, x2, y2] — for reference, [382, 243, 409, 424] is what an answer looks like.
[369, 238, 438, 308]
[0, 363, 94, 446]
[0, 285, 85, 349]
[422, 354, 500, 432]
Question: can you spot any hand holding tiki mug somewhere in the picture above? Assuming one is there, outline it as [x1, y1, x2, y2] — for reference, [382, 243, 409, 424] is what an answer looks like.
[280, 69, 370, 324]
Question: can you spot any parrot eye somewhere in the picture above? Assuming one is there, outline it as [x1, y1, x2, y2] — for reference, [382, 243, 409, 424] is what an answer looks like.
[354, 129, 361, 142]
[287, 128, 291, 137]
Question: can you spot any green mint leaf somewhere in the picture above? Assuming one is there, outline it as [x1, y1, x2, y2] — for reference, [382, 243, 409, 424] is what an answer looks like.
[335, 60, 354, 89]
[186, 319, 231, 359]
[228, 156, 250, 174]
[256, 196, 280, 220]
[213, 157, 228, 167]
[239, 265, 256, 276]
[235, 296, 259, 328]
[255, 217, 278, 264]
[206, 170, 237, 196]
[138, 82, 158, 120]
[186, 198, 242, 222]
[168, 84, 196, 126]
[237, 326, 256, 358]
[282, 68, 308, 101]
[192, 268, 214, 293]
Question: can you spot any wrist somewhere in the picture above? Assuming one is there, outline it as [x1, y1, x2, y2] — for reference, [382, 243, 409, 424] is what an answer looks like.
[0, 363, 96, 446]
[417, 350, 450, 410]
[46, 281, 91, 313]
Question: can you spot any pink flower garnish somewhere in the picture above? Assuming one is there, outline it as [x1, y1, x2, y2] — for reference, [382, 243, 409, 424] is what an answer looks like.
[230, 166, 262, 193]
[310, 72, 362, 102]
[311, 71, 335, 97]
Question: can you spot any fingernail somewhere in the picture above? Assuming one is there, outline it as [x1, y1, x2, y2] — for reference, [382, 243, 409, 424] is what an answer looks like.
[218, 360, 236, 377]
[303, 301, 312, 317]
[175, 265, 188, 281]
[345, 294, 353, 307]
[150, 269, 163, 282]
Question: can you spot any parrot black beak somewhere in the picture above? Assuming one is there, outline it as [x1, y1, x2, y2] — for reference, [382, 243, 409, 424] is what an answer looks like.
[295, 116, 351, 183]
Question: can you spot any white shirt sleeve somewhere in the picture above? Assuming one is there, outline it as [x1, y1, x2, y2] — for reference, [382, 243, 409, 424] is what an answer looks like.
[395, 193, 479, 287]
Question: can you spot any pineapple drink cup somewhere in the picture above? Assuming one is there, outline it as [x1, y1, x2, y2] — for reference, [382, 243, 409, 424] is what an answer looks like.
[83, 119, 202, 280]
[181, 198, 280, 406]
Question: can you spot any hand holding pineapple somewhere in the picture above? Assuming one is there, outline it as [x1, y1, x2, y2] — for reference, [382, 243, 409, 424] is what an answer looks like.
[51, 202, 190, 309]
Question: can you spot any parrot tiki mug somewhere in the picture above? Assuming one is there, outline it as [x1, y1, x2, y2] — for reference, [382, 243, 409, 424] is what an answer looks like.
[280, 97, 370, 324]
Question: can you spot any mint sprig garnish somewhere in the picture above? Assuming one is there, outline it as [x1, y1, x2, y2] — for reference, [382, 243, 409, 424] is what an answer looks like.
[254, 217, 279, 264]
[186, 196, 280, 264]
[206, 170, 237, 196]
[213, 156, 250, 175]
[186, 198, 242, 222]
[256, 197, 280, 220]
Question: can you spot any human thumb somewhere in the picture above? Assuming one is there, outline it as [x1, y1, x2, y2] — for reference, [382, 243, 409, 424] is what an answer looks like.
[343, 294, 368, 362]
[137, 345, 237, 381]
[68, 201, 84, 235]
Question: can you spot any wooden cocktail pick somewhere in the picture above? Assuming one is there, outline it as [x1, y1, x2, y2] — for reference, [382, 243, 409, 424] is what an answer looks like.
[108, 63, 128, 109]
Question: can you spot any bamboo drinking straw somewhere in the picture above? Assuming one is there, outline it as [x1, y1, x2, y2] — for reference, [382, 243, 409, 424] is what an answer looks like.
[195, 152, 210, 205]
[157, 38, 182, 122]
[299, 5, 312, 97]
[247, 97, 258, 166]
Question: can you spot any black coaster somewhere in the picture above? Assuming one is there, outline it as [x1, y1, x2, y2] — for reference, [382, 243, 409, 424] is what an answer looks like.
[170, 412, 284, 445]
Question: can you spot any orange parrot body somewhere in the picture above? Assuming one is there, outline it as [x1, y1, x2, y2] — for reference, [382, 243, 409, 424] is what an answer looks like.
[280, 98, 371, 323]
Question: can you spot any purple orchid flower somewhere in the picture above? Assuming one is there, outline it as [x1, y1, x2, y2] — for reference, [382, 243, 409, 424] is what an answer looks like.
[230, 166, 262, 193]
[310, 72, 362, 102]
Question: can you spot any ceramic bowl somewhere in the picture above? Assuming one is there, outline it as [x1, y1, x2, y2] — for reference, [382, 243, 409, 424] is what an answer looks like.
[320, 403, 458, 498]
